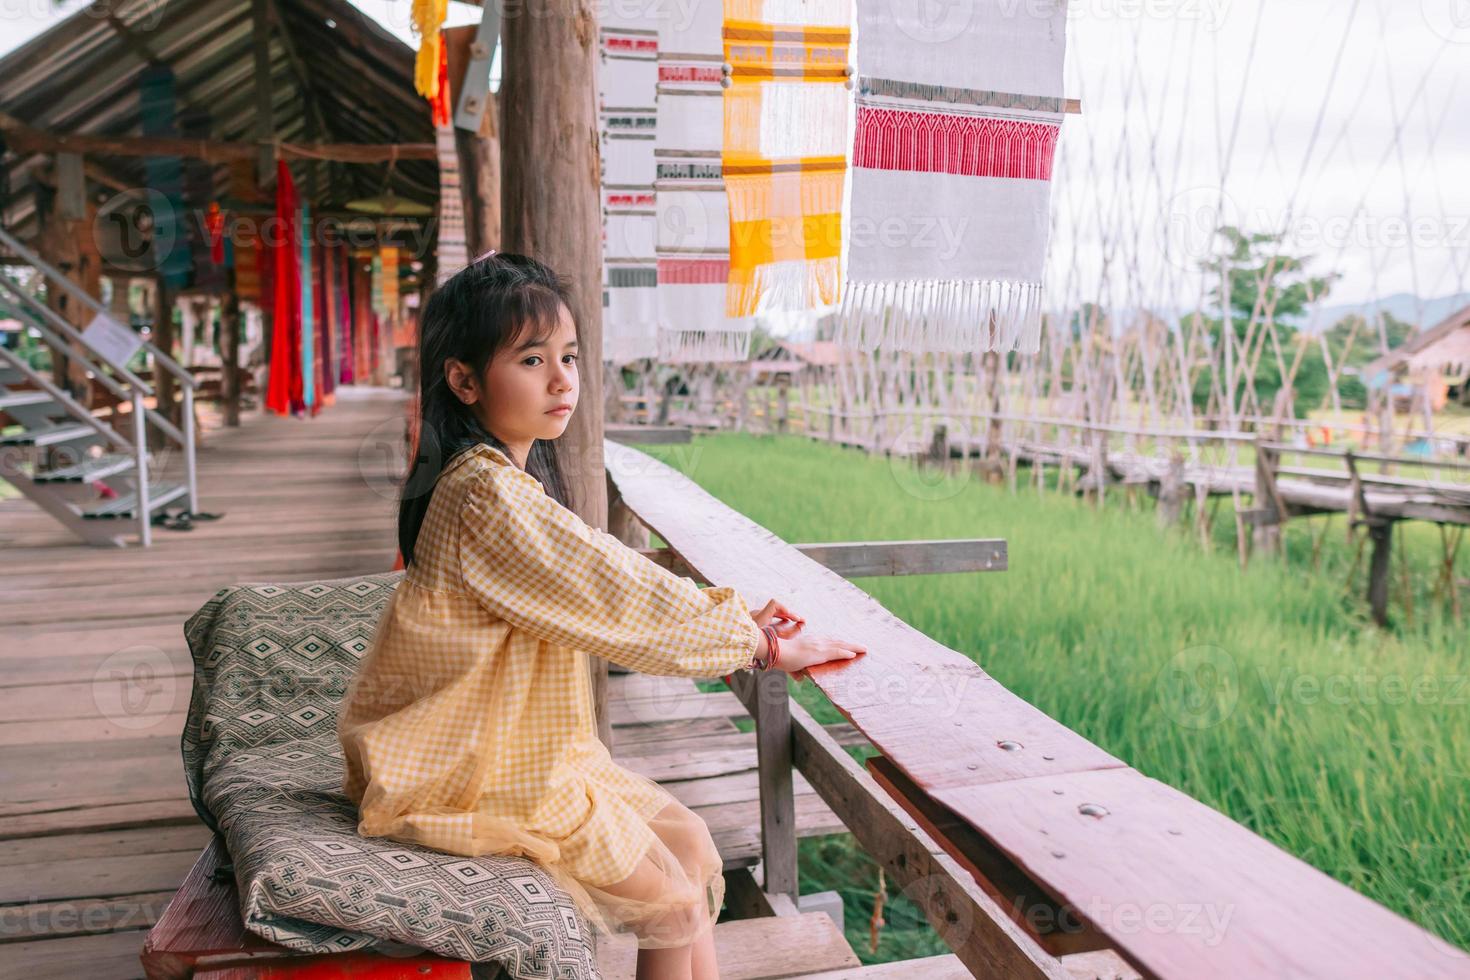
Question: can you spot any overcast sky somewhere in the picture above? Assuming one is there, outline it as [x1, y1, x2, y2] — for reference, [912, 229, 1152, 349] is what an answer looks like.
[3, 0, 1466, 319]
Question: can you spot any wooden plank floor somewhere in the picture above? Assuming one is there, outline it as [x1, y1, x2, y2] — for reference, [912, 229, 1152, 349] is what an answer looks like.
[0, 391, 846, 979]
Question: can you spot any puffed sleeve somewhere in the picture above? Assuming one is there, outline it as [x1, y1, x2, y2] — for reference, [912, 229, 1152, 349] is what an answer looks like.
[458, 463, 763, 678]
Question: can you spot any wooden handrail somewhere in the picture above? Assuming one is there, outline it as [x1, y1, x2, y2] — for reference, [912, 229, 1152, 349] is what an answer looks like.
[636, 539, 1007, 579]
[604, 438, 1470, 979]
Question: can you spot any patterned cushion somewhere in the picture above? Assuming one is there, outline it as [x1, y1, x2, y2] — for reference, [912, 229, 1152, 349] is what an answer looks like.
[182, 572, 603, 978]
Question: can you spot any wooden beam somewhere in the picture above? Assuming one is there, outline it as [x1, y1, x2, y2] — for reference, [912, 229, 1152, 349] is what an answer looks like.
[252, 0, 274, 187]
[0, 114, 434, 164]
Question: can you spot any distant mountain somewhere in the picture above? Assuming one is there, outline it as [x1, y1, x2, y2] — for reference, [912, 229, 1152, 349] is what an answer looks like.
[1288, 292, 1470, 333]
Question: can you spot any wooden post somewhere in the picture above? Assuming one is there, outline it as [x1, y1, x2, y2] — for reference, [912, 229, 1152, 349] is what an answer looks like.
[153, 279, 178, 436]
[602, 473, 652, 751]
[1367, 522, 1393, 628]
[221, 280, 241, 427]
[444, 25, 502, 257]
[35, 178, 101, 404]
[501, 0, 609, 745]
[1157, 451, 1186, 527]
[777, 375, 790, 433]
[251, 0, 274, 190]
[1252, 439, 1283, 557]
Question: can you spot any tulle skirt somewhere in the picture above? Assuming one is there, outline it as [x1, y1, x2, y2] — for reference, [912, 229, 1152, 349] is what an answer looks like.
[357, 795, 724, 950]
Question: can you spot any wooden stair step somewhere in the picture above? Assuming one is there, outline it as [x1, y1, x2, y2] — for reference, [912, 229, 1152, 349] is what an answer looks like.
[596, 911, 860, 979]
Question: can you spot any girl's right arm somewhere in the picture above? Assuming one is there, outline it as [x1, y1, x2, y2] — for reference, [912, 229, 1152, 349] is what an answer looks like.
[458, 464, 766, 678]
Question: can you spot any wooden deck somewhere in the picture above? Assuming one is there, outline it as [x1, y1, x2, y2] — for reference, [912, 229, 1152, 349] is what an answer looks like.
[0, 391, 846, 979]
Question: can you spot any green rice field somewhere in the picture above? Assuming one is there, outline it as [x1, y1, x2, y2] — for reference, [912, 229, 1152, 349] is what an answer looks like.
[643, 431, 1469, 963]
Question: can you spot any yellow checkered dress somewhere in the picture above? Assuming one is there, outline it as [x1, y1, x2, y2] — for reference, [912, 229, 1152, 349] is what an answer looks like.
[338, 441, 763, 947]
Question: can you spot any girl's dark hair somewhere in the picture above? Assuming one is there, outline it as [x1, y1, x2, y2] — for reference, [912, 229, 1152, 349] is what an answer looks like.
[398, 252, 574, 565]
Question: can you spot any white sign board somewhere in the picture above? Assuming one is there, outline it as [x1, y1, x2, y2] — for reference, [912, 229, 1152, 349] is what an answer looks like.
[81, 312, 144, 368]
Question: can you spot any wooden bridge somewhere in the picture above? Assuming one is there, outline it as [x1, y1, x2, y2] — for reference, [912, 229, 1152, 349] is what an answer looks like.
[4, 393, 1467, 978]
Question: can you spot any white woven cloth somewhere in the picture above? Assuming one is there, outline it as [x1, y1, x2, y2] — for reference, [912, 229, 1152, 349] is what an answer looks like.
[654, 0, 751, 364]
[600, 14, 659, 364]
[836, 0, 1067, 355]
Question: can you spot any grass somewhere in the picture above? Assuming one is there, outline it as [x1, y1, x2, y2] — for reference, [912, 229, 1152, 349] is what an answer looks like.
[641, 431, 1469, 962]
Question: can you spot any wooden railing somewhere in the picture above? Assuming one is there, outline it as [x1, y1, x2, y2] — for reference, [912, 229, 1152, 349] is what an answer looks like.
[603, 435, 1470, 979]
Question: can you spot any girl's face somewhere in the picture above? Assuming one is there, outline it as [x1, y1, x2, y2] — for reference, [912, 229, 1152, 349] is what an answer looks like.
[446, 302, 579, 463]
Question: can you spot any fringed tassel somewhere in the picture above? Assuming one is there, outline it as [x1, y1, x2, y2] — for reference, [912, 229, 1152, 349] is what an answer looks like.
[728, 256, 841, 318]
[657, 328, 753, 364]
[834, 279, 1044, 355]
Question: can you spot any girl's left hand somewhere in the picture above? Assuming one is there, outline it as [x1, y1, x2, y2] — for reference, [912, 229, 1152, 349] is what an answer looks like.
[752, 599, 805, 638]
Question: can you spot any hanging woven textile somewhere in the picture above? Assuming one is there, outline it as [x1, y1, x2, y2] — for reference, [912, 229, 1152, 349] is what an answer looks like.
[337, 245, 355, 385]
[315, 240, 334, 405]
[265, 160, 301, 416]
[836, 0, 1066, 355]
[412, 0, 449, 101]
[598, 12, 659, 365]
[722, 0, 851, 318]
[655, 0, 751, 363]
[434, 39, 468, 285]
[300, 201, 316, 410]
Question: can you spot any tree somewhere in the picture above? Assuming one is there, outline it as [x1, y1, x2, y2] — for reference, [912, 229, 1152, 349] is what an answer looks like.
[1189, 227, 1338, 419]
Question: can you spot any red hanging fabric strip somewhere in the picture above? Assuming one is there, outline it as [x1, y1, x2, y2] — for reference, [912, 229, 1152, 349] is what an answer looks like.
[431, 39, 452, 127]
[264, 160, 300, 416]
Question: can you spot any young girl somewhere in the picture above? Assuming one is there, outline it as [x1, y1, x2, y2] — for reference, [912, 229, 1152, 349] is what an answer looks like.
[337, 253, 866, 979]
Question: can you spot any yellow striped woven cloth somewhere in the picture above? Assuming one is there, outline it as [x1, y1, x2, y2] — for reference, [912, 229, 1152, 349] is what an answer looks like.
[721, 0, 852, 319]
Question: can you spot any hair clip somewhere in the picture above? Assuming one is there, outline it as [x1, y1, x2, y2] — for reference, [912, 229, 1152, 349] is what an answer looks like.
[473, 248, 498, 263]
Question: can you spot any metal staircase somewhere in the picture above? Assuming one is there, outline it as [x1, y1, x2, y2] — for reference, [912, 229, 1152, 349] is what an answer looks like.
[0, 227, 200, 547]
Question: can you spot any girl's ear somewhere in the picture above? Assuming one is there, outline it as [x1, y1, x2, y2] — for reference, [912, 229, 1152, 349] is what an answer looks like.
[445, 358, 480, 406]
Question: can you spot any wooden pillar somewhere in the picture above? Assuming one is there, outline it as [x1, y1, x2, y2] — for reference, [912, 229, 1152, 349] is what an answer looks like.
[501, 0, 608, 744]
[1252, 441, 1283, 557]
[35, 178, 101, 404]
[153, 279, 178, 436]
[602, 474, 651, 752]
[1157, 451, 1186, 527]
[1367, 522, 1393, 627]
[444, 24, 502, 257]
[221, 279, 242, 427]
